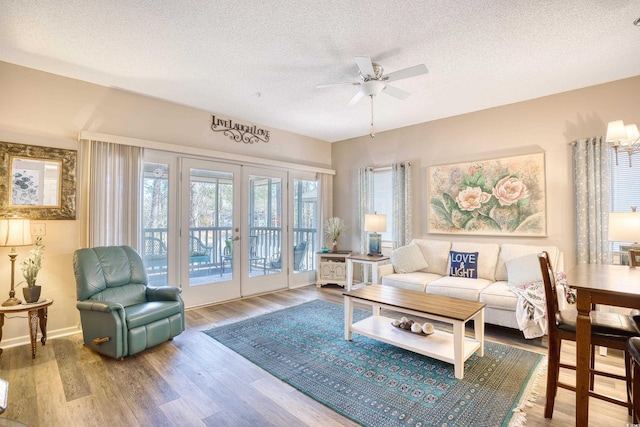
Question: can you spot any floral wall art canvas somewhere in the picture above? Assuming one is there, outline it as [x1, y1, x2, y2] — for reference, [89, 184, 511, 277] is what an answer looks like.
[427, 152, 546, 237]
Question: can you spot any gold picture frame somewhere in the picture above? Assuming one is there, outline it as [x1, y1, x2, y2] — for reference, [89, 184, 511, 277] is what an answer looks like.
[0, 141, 77, 220]
[427, 152, 546, 237]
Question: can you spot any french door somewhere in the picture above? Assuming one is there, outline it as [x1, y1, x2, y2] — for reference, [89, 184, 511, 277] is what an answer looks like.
[240, 167, 288, 296]
[143, 153, 314, 308]
[179, 158, 241, 306]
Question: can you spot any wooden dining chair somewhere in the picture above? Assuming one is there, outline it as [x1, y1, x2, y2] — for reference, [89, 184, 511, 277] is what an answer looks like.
[538, 251, 640, 418]
[627, 337, 640, 423]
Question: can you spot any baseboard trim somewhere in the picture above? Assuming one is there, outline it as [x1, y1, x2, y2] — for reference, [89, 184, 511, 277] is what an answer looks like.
[0, 326, 81, 350]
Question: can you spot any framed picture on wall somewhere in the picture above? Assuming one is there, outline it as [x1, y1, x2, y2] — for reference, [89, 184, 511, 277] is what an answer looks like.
[0, 141, 77, 220]
[427, 152, 546, 237]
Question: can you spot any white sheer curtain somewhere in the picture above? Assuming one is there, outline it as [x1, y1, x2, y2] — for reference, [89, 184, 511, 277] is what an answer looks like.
[78, 139, 144, 248]
[358, 167, 374, 254]
[318, 172, 334, 250]
[573, 137, 611, 264]
[392, 162, 412, 249]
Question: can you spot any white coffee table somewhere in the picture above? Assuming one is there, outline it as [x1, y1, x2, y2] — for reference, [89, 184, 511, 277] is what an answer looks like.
[343, 285, 485, 379]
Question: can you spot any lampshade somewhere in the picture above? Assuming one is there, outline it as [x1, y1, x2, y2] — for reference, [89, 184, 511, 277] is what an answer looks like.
[608, 212, 640, 244]
[626, 124, 640, 143]
[606, 120, 627, 143]
[364, 214, 387, 233]
[0, 217, 32, 248]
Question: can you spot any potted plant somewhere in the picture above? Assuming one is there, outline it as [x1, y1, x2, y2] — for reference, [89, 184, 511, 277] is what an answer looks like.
[21, 236, 44, 303]
[324, 217, 345, 252]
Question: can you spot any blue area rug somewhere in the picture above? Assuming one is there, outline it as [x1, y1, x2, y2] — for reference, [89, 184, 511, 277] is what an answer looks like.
[204, 299, 544, 427]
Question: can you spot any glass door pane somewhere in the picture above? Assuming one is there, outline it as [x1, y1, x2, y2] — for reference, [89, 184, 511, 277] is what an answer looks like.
[290, 173, 319, 287]
[241, 167, 288, 296]
[142, 162, 170, 286]
[180, 158, 241, 306]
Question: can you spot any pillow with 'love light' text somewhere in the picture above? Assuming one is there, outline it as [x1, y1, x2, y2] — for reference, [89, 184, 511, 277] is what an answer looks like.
[449, 251, 479, 279]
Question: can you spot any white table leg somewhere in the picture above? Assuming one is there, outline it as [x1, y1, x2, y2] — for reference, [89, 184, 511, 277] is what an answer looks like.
[344, 296, 353, 340]
[372, 304, 381, 316]
[346, 258, 353, 291]
[363, 263, 369, 285]
[453, 320, 464, 379]
[475, 308, 485, 357]
[371, 262, 379, 284]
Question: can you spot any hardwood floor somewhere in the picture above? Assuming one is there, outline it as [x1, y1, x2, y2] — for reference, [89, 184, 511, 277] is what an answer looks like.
[0, 284, 632, 426]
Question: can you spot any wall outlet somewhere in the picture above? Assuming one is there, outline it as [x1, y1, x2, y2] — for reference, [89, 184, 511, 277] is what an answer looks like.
[31, 223, 46, 236]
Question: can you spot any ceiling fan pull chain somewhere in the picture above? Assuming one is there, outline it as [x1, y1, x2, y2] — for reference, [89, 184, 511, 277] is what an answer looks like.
[370, 95, 375, 138]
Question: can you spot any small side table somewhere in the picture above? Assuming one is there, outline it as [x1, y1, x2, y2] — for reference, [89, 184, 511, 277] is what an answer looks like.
[346, 254, 390, 291]
[0, 299, 53, 359]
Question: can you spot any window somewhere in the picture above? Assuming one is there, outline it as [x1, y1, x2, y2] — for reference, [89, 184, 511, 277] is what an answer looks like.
[373, 168, 392, 242]
[610, 154, 640, 253]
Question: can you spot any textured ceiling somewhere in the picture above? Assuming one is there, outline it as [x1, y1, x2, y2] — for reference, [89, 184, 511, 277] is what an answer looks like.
[1, 1, 639, 142]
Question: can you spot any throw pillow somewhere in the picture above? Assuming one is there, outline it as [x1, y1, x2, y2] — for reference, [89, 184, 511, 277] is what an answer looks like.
[390, 243, 429, 273]
[506, 253, 542, 286]
[449, 251, 479, 279]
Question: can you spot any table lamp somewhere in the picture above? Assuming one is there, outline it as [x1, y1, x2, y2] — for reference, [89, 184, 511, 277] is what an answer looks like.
[608, 208, 640, 267]
[0, 217, 32, 306]
[364, 213, 387, 257]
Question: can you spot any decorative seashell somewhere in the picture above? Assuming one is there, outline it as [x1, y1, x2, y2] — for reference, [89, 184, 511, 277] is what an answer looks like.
[411, 323, 423, 333]
[423, 322, 435, 335]
[392, 319, 400, 327]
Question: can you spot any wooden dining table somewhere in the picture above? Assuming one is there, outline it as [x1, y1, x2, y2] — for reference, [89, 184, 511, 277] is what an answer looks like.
[566, 263, 640, 426]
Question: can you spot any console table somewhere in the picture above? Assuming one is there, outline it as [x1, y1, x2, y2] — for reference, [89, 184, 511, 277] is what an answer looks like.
[0, 299, 53, 359]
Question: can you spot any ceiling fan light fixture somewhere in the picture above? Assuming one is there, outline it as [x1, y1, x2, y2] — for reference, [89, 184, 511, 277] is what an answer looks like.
[360, 80, 386, 97]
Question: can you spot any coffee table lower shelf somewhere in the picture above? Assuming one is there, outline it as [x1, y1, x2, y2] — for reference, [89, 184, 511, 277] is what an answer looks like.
[349, 315, 481, 371]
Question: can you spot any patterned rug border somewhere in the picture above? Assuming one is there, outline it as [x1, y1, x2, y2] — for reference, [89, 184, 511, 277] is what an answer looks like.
[204, 299, 546, 427]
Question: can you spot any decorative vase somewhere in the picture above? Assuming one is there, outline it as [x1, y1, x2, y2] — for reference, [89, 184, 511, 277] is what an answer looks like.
[23, 285, 41, 303]
[331, 240, 338, 253]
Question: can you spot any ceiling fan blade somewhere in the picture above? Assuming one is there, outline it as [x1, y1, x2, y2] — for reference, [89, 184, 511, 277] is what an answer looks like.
[383, 84, 411, 100]
[316, 82, 361, 89]
[347, 90, 365, 106]
[384, 64, 428, 82]
[354, 56, 375, 77]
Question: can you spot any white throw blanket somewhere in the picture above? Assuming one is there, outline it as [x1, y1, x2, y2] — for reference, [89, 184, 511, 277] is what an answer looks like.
[511, 281, 548, 339]
[510, 272, 575, 339]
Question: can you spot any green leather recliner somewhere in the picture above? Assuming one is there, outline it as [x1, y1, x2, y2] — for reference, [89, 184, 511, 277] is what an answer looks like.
[73, 245, 185, 360]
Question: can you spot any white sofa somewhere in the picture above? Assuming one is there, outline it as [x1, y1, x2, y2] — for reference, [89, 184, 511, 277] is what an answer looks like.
[378, 239, 564, 330]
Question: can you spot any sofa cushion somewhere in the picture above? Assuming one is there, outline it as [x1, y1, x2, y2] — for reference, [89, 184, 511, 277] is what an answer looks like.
[506, 253, 542, 286]
[449, 251, 479, 279]
[495, 244, 561, 281]
[381, 272, 442, 293]
[426, 276, 494, 301]
[479, 281, 518, 310]
[390, 243, 429, 273]
[411, 239, 451, 275]
[450, 242, 499, 281]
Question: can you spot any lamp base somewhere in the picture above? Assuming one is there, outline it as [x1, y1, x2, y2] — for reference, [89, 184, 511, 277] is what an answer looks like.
[368, 232, 382, 257]
[2, 297, 21, 307]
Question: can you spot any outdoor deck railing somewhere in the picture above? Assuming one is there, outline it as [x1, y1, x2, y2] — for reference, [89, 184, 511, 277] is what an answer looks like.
[143, 226, 316, 272]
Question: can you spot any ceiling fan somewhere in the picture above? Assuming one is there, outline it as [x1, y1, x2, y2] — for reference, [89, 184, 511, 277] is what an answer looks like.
[316, 56, 428, 106]
[316, 56, 428, 137]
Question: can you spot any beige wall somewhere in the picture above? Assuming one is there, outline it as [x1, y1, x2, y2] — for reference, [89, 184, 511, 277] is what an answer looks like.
[1, 59, 639, 346]
[331, 75, 640, 269]
[0, 61, 331, 346]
